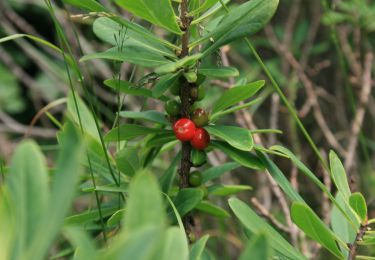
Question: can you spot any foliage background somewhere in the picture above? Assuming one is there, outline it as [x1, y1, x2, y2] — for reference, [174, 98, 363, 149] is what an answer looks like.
[0, 0, 375, 259]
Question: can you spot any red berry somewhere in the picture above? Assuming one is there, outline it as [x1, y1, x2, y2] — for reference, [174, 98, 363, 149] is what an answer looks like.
[173, 118, 196, 142]
[190, 128, 210, 150]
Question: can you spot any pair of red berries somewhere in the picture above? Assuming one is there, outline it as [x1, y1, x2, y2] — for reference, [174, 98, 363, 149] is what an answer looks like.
[173, 118, 210, 150]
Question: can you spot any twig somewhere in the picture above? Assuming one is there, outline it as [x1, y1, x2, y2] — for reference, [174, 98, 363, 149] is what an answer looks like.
[348, 224, 368, 260]
[251, 197, 291, 233]
[344, 52, 374, 173]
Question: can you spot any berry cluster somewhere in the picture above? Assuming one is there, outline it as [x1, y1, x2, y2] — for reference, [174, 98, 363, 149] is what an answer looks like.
[173, 118, 210, 150]
[165, 81, 211, 188]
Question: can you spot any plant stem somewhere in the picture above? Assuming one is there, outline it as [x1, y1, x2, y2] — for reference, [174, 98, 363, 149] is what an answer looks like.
[179, 0, 193, 235]
[348, 224, 368, 260]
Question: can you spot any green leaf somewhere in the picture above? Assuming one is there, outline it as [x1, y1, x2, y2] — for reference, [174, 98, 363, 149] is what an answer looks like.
[119, 110, 169, 125]
[63, 0, 106, 12]
[116, 147, 140, 177]
[104, 124, 163, 142]
[171, 188, 204, 217]
[64, 207, 118, 225]
[63, 227, 98, 260]
[104, 79, 167, 101]
[67, 91, 100, 142]
[256, 151, 304, 203]
[349, 192, 367, 224]
[154, 53, 203, 75]
[7, 140, 49, 255]
[195, 201, 230, 218]
[159, 152, 181, 193]
[189, 235, 210, 260]
[82, 183, 128, 193]
[189, 0, 219, 16]
[331, 192, 357, 259]
[161, 227, 189, 260]
[211, 141, 264, 170]
[93, 17, 176, 58]
[212, 81, 264, 114]
[26, 122, 83, 259]
[103, 226, 163, 259]
[153, 73, 181, 98]
[124, 171, 166, 232]
[208, 184, 251, 196]
[202, 162, 240, 183]
[81, 47, 170, 67]
[291, 202, 345, 259]
[146, 132, 176, 148]
[239, 233, 272, 260]
[191, 0, 231, 25]
[198, 66, 239, 78]
[228, 198, 307, 260]
[205, 125, 253, 151]
[115, 0, 182, 35]
[329, 150, 351, 200]
[197, 0, 279, 55]
[107, 209, 126, 227]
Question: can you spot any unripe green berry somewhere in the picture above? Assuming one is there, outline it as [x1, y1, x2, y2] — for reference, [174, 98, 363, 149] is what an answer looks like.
[165, 100, 181, 116]
[190, 85, 205, 101]
[184, 71, 197, 83]
[189, 171, 203, 187]
[191, 149, 207, 167]
[191, 108, 209, 127]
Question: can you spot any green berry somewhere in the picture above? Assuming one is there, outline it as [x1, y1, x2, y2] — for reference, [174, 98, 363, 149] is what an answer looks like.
[191, 108, 209, 127]
[199, 186, 208, 199]
[165, 100, 181, 116]
[189, 171, 203, 187]
[184, 71, 198, 83]
[191, 149, 207, 167]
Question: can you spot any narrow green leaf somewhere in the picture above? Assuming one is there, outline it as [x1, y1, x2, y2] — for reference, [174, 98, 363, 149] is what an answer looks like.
[7, 140, 49, 255]
[198, 66, 239, 78]
[119, 110, 169, 125]
[171, 188, 204, 217]
[331, 192, 357, 258]
[104, 124, 163, 142]
[0, 34, 63, 54]
[146, 132, 176, 148]
[104, 79, 168, 101]
[202, 162, 240, 183]
[189, 0, 219, 15]
[212, 81, 264, 114]
[211, 141, 264, 170]
[191, 0, 231, 25]
[229, 198, 306, 260]
[25, 122, 83, 259]
[205, 125, 253, 151]
[153, 73, 181, 98]
[81, 183, 128, 193]
[81, 47, 170, 67]
[195, 201, 230, 218]
[161, 227, 189, 260]
[239, 233, 272, 260]
[107, 209, 126, 227]
[159, 152, 181, 193]
[63, 0, 106, 12]
[93, 17, 176, 58]
[291, 202, 345, 259]
[115, 0, 182, 34]
[116, 147, 140, 177]
[154, 53, 202, 75]
[208, 184, 251, 196]
[329, 150, 351, 200]
[63, 227, 98, 260]
[349, 192, 367, 224]
[198, 0, 279, 55]
[64, 207, 117, 225]
[256, 151, 305, 203]
[124, 171, 166, 232]
[189, 235, 210, 260]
